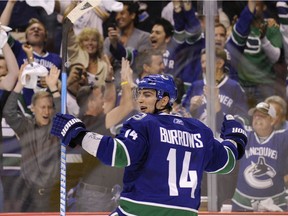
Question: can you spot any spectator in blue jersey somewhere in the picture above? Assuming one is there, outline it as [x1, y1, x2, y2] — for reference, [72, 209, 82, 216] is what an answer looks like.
[264, 95, 288, 198]
[231, 102, 288, 212]
[0, 0, 43, 43]
[182, 47, 249, 209]
[182, 48, 249, 133]
[104, 1, 150, 87]
[3, 64, 61, 212]
[0, 1, 62, 111]
[264, 95, 288, 130]
[51, 73, 248, 216]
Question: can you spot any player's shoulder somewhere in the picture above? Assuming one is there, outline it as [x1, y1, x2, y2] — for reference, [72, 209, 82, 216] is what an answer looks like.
[126, 112, 210, 129]
[183, 116, 211, 130]
[123, 113, 155, 134]
[163, 113, 212, 132]
[126, 112, 151, 122]
[123, 113, 155, 129]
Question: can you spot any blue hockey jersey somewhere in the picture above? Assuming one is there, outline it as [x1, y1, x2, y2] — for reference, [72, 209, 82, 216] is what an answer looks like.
[82, 112, 239, 216]
[232, 129, 288, 211]
[182, 75, 249, 132]
[11, 39, 62, 107]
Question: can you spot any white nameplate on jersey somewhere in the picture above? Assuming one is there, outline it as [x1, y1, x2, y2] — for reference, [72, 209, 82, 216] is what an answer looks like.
[82, 132, 103, 157]
[160, 127, 203, 148]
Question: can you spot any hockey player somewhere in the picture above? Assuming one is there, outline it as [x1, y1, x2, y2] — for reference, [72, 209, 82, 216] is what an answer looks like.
[51, 74, 247, 216]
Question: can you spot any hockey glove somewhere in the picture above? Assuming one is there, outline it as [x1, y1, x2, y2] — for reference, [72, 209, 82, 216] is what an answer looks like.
[51, 113, 87, 148]
[220, 114, 247, 159]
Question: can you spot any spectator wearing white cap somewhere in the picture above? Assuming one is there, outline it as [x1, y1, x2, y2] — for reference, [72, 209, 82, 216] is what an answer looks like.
[265, 95, 288, 131]
[231, 101, 288, 212]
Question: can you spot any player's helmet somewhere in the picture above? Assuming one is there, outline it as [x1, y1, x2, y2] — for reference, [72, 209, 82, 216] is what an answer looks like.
[138, 74, 177, 106]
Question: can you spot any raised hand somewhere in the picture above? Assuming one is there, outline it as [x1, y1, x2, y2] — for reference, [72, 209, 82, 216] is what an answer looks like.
[51, 113, 87, 147]
[103, 54, 114, 82]
[120, 58, 136, 88]
[189, 95, 203, 112]
[108, 25, 120, 49]
[22, 44, 34, 64]
[46, 66, 60, 92]
[173, 0, 182, 13]
[220, 114, 247, 159]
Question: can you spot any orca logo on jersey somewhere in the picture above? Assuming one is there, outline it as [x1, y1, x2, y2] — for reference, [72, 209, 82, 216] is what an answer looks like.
[61, 118, 82, 137]
[232, 127, 247, 136]
[244, 156, 276, 189]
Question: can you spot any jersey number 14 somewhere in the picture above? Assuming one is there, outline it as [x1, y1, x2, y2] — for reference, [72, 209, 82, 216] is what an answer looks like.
[167, 148, 198, 198]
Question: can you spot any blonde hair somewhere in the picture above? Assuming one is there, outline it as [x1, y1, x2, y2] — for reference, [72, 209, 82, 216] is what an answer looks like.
[77, 28, 104, 59]
[31, 91, 53, 106]
[25, 18, 48, 39]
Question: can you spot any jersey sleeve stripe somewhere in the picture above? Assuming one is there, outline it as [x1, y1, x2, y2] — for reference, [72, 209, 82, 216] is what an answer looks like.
[231, 25, 247, 46]
[208, 147, 236, 174]
[119, 197, 198, 216]
[112, 138, 131, 167]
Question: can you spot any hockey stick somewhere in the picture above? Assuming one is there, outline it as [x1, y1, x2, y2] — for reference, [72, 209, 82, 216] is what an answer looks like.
[59, 1, 101, 215]
[60, 17, 72, 216]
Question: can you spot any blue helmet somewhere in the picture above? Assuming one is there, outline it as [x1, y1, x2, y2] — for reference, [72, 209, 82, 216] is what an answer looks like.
[138, 74, 177, 106]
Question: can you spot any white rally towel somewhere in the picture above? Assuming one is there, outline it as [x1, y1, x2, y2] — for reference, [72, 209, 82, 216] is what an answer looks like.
[256, 198, 284, 212]
[67, 0, 123, 24]
[0, 24, 12, 49]
[21, 0, 55, 15]
[21, 62, 49, 89]
[101, 0, 123, 12]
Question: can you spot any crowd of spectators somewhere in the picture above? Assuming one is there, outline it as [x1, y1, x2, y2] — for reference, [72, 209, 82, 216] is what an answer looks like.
[0, 0, 288, 213]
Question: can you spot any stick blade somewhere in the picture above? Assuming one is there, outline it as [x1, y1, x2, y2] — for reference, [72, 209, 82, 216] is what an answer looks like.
[66, 0, 102, 24]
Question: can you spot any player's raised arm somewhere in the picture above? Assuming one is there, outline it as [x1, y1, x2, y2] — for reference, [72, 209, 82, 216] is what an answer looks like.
[220, 114, 248, 160]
